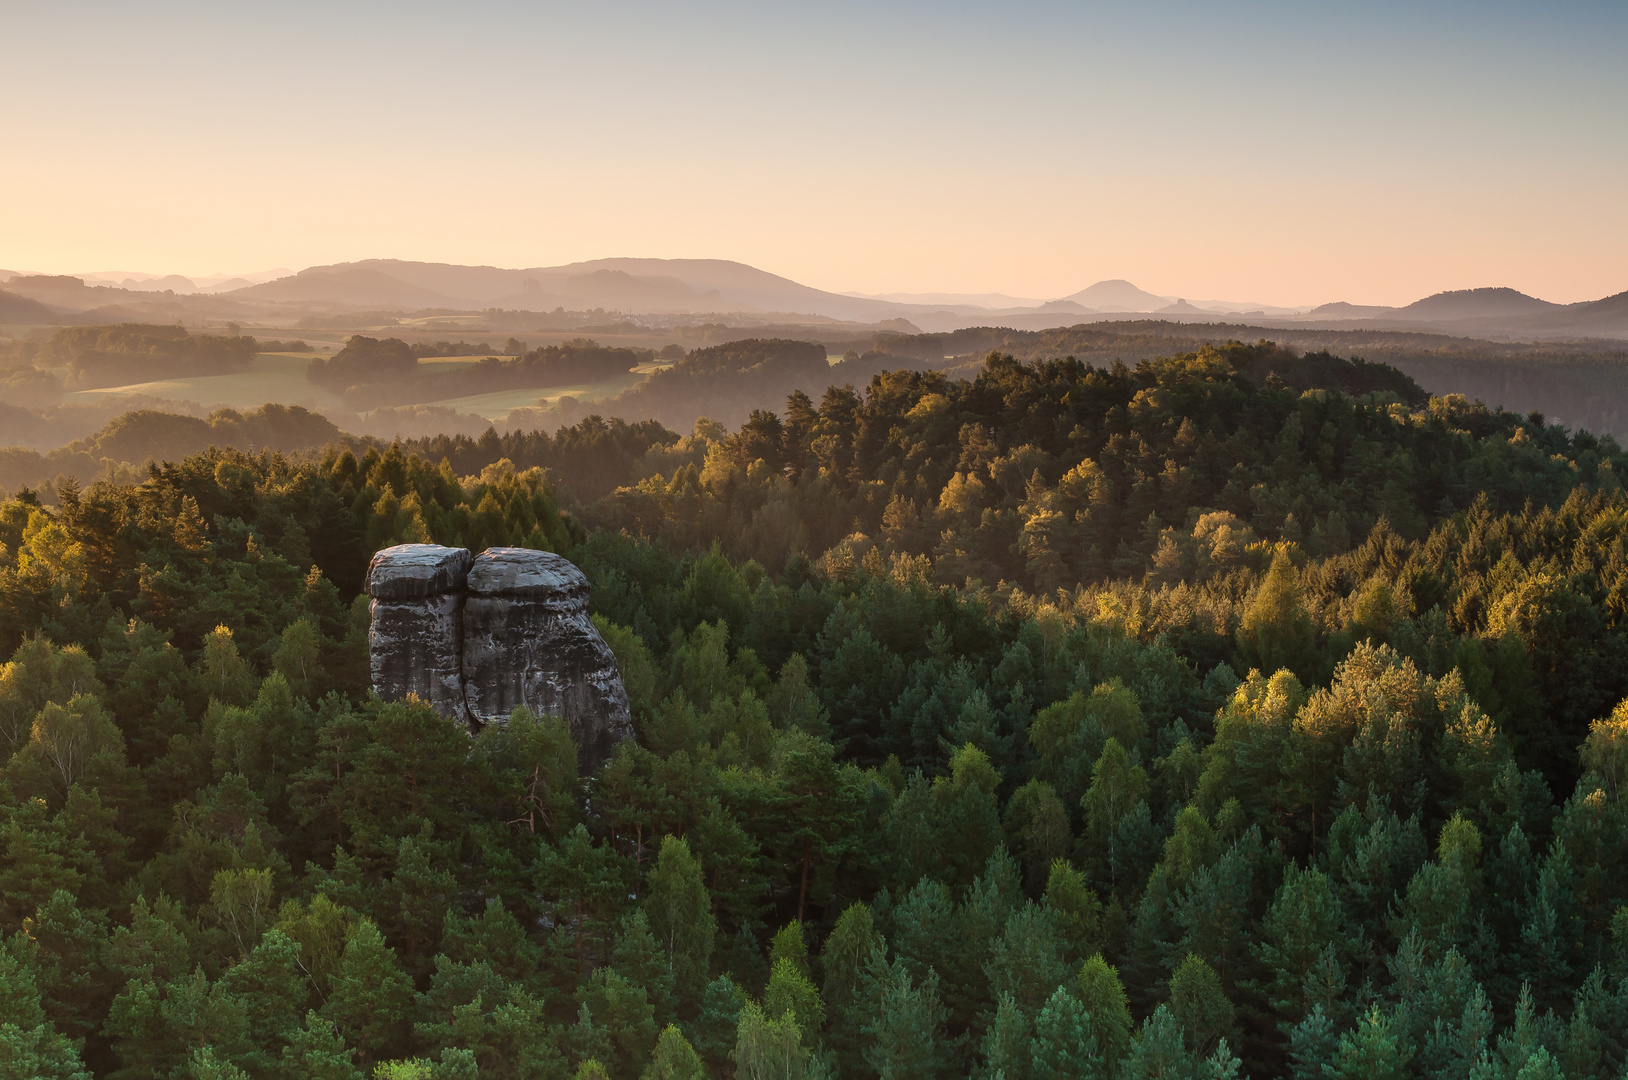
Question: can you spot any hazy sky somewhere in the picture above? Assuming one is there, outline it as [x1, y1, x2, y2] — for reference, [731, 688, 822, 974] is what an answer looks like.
[2, 0, 1624, 305]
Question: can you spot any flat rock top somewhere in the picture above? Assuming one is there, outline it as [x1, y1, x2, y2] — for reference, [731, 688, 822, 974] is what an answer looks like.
[467, 547, 589, 599]
[367, 544, 474, 599]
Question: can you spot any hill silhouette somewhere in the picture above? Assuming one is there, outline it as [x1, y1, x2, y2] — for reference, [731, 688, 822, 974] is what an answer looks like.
[1053, 278, 1170, 311]
[0, 288, 56, 323]
[1392, 286, 1561, 322]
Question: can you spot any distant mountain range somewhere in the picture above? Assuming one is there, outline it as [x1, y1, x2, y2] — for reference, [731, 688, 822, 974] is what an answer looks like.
[2, 258, 1626, 339]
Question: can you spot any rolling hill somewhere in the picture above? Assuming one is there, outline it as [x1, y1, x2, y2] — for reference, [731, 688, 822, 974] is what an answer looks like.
[1391, 287, 1562, 322]
[0, 288, 58, 323]
[231, 258, 910, 321]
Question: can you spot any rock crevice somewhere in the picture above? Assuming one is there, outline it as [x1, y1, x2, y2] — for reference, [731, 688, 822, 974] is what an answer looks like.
[366, 544, 633, 773]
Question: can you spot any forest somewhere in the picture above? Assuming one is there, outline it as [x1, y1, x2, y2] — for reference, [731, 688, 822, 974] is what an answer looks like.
[2, 343, 1628, 1080]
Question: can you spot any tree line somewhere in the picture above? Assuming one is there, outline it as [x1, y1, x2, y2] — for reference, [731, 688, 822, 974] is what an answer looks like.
[307, 336, 649, 410]
[0, 345, 1627, 1078]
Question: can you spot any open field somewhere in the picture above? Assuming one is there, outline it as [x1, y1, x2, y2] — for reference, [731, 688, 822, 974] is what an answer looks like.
[418, 368, 656, 421]
[65, 352, 349, 413]
[60, 350, 668, 425]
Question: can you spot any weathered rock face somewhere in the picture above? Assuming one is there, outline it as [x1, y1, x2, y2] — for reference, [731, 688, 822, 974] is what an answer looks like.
[462, 547, 633, 774]
[366, 543, 632, 774]
[366, 544, 473, 723]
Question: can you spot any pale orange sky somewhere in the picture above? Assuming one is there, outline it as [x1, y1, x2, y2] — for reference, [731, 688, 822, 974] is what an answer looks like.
[3, 1, 1624, 307]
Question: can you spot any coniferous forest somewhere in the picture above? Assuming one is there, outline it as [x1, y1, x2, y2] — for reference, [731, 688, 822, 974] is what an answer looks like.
[6, 343, 1628, 1080]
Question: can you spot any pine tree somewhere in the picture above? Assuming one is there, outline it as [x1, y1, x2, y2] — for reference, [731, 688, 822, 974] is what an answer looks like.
[1252, 863, 1343, 1030]
[216, 928, 307, 1075]
[438, 899, 544, 992]
[861, 952, 954, 1080]
[986, 902, 1071, 1017]
[615, 910, 676, 1025]
[1512, 1045, 1563, 1080]
[280, 1010, 362, 1080]
[1236, 548, 1317, 680]
[576, 968, 658, 1078]
[1029, 986, 1101, 1079]
[536, 825, 626, 985]
[473, 705, 580, 841]
[0, 941, 90, 1080]
[690, 976, 745, 1074]
[432, 1048, 479, 1080]
[1326, 1006, 1409, 1080]
[104, 966, 252, 1080]
[321, 919, 413, 1069]
[978, 992, 1032, 1080]
[186, 1046, 251, 1080]
[1286, 1005, 1337, 1080]
[1518, 853, 1581, 1013]
[1121, 1005, 1193, 1079]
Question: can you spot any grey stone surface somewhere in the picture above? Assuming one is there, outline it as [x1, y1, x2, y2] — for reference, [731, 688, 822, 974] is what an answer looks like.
[365, 543, 632, 773]
[462, 547, 633, 774]
[366, 544, 474, 722]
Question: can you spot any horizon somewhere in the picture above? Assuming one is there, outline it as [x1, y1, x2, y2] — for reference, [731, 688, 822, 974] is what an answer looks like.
[4, 1, 1626, 307]
[6, 257, 1623, 317]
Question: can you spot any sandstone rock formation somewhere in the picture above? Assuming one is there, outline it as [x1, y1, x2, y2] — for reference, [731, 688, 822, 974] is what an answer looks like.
[366, 544, 472, 723]
[462, 547, 634, 774]
[366, 543, 632, 773]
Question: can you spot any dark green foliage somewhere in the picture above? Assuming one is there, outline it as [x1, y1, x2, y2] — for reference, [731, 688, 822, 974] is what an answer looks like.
[6, 343, 1628, 1078]
[309, 335, 645, 411]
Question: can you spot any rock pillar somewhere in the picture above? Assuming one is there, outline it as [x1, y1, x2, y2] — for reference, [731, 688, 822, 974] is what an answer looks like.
[365, 543, 474, 723]
[461, 547, 634, 774]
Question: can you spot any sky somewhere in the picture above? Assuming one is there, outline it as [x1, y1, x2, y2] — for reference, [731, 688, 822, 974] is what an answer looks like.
[2, 0, 1625, 307]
